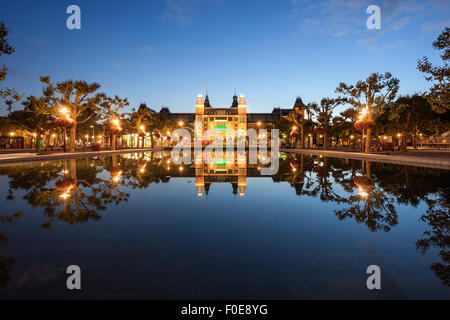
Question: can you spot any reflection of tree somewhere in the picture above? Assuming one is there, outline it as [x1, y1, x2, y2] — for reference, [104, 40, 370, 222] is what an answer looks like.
[416, 195, 449, 286]
[302, 156, 346, 203]
[37, 158, 129, 228]
[334, 187, 397, 232]
[0, 158, 130, 229]
[281, 157, 448, 285]
[0, 255, 15, 288]
[0, 211, 23, 246]
[0, 211, 22, 288]
[120, 153, 172, 189]
[333, 161, 398, 232]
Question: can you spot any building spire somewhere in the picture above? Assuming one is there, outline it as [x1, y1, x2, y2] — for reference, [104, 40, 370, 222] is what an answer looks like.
[204, 88, 211, 107]
[231, 89, 238, 107]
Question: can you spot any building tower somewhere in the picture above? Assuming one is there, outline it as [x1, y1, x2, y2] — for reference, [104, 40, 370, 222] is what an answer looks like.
[293, 97, 306, 119]
[238, 94, 247, 132]
[195, 94, 204, 145]
[231, 91, 239, 108]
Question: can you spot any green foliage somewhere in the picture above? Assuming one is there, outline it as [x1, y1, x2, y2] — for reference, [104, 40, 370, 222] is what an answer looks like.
[0, 21, 21, 109]
[0, 21, 14, 82]
[417, 27, 450, 113]
[40, 76, 101, 151]
[336, 72, 400, 117]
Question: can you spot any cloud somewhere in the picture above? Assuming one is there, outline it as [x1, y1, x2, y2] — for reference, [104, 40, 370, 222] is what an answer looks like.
[421, 20, 450, 33]
[388, 16, 410, 31]
[27, 36, 47, 47]
[294, 0, 447, 41]
[296, 0, 366, 37]
[356, 30, 385, 44]
[141, 45, 154, 54]
[162, 0, 204, 26]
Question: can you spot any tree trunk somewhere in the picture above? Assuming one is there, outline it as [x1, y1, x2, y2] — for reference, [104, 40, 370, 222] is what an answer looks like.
[35, 133, 41, 153]
[365, 128, 371, 153]
[300, 126, 304, 149]
[69, 125, 76, 152]
[69, 159, 77, 180]
[323, 131, 328, 150]
[366, 160, 371, 178]
[111, 134, 117, 150]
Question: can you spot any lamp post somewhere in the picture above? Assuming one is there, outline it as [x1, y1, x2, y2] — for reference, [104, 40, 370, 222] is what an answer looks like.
[358, 108, 368, 152]
[58, 107, 74, 153]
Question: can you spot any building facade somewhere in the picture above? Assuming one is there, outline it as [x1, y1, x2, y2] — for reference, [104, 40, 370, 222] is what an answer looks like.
[160, 93, 306, 134]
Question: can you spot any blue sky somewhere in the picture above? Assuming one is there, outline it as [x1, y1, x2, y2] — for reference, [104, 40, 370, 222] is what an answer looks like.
[1, 0, 449, 115]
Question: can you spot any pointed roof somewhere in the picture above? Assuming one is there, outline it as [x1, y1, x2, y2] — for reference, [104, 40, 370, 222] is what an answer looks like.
[293, 97, 306, 110]
[204, 94, 211, 108]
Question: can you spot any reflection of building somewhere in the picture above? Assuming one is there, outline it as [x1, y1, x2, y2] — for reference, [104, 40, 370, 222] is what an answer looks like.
[195, 152, 247, 198]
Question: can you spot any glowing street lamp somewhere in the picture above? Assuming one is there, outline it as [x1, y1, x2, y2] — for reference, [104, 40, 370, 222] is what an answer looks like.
[178, 121, 184, 127]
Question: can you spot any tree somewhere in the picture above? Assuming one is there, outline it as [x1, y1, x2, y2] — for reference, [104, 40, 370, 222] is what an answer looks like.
[0, 21, 20, 110]
[40, 76, 101, 152]
[128, 104, 166, 148]
[417, 27, 449, 113]
[0, 21, 14, 82]
[389, 94, 431, 150]
[98, 94, 129, 150]
[310, 98, 342, 150]
[336, 72, 399, 153]
[8, 95, 55, 152]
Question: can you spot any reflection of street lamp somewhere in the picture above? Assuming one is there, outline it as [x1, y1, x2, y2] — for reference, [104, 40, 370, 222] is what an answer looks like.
[59, 185, 74, 200]
[358, 186, 369, 198]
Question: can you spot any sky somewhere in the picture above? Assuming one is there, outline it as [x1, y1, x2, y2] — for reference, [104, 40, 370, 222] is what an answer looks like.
[0, 0, 449, 115]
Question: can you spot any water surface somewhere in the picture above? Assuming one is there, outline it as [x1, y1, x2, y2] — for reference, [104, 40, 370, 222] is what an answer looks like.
[0, 152, 448, 299]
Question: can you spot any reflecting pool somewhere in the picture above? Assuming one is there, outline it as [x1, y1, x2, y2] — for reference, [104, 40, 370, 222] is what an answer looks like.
[0, 151, 448, 299]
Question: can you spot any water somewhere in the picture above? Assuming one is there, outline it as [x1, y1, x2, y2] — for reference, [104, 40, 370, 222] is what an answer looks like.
[0, 151, 448, 299]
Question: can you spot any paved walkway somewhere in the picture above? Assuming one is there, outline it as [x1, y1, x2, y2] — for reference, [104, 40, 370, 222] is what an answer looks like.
[0, 148, 165, 165]
[281, 148, 450, 170]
